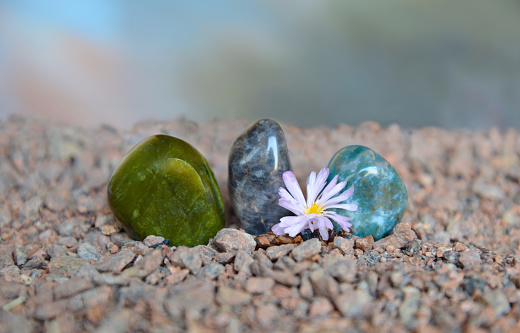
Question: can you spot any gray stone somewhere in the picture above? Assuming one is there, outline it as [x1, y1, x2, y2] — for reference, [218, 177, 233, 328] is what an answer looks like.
[96, 249, 136, 273]
[459, 250, 482, 269]
[164, 280, 215, 319]
[216, 286, 252, 306]
[135, 248, 164, 274]
[213, 228, 256, 253]
[143, 235, 166, 247]
[228, 119, 292, 235]
[483, 290, 511, 316]
[214, 251, 237, 264]
[191, 245, 217, 265]
[234, 250, 254, 275]
[333, 236, 354, 255]
[335, 289, 373, 318]
[398, 286, 421, 328]
[270, 270, 299, 287]
[47, 244, 67, 258]
[54, 278, 94, 299]
[49, 256, 88, 277]
[77, 242, 101, 261]
[0, 245, 14, 269]
[291, 239, 321, 262]
[273, 256, 296, 271]
[309, 269, 339, 300]
[322, 257, 356, 283]
[71, 264, 100, 280]
[308, 297, 334, 318]
[43, 194, 66, 212]
[245, 277, 275, 294]
[179, 250, 202, 274]
[19, 196, 43, 221]
[253, 251, 273, 269]
[14, 247, 28, 267]
[266, 244, 295, 261]
[94, 273, 131, 286]
[197, 262, 225, 280]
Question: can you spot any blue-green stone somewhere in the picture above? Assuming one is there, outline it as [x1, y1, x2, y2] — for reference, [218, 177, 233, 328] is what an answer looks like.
[326, 145, 407, 241]
[107, 135, 225, 247]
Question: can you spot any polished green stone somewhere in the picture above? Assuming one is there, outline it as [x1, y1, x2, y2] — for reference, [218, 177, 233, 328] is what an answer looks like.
[327, 145, 408, 241]
[107, 135, 225, 247]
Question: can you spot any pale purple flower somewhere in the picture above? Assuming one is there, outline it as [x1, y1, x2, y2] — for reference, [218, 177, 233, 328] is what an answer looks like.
[271, 168, 358, 241]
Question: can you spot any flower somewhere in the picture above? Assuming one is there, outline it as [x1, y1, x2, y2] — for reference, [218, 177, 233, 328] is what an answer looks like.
[271, 168, 358, 241]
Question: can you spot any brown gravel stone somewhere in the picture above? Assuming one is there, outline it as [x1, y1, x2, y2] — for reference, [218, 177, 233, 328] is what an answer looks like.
[309, 297, 334, 318]
[216, 286, 252, 306]
[459, 249, 482, 269]
[292, 239, 321, 262]
[0, 245, 14, 269]
[333, 236, 354, 255]
[96, 248, 135, 273]
[143, 235, 166, 247]
[214, 251, 237, 264]
[213, 228, 256, 253]
[49, 256, 88, 277]
[266, 244, 295, 261]
[33, 300, 69, 320]
[234, 250, 254, 274]
[246, 277, 275, 294]
[54, 278, 94, 299]
[355, 235, 375, 251]
[309, 269, 339, 300]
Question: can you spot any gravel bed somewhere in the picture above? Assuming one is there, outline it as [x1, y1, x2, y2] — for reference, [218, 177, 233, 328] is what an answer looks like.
[0, 115, 520, 332]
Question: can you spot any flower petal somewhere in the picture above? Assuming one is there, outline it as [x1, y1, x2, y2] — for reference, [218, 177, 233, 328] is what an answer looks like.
[278, 215, 304, 227]
[317, 216, 334, 230]
[271, 223, 286, 235]
[327, 203, 358, 211]
[325, 211, 353, 231]
[279, 198, 304, 215]
[285, 216, 310, 237]
[282, 171, 306, 207]
[319, 227, 329, 241]
[306, 171, 317, 206]
[307, 168, 330, 206]
[317, 179, 347, 205]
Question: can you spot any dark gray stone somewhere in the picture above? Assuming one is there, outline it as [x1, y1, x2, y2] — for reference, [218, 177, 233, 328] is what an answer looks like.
[228, 119, 292, 235]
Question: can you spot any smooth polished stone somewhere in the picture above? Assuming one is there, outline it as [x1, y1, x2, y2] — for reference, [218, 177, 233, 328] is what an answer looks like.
[327, 145, 407, 241]
[229, 119, 292, 235]
[108, 135, 225, 247]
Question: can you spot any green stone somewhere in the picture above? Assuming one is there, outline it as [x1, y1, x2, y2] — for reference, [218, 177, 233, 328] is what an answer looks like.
[107, 135, 225, 247]
[327, 145, 408, 241]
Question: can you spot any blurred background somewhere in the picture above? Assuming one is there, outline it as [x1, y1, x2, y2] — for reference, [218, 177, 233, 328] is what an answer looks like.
[0, 0, 519, 129]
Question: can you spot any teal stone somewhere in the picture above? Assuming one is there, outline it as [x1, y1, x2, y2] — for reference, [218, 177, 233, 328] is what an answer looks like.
[326, 145, 407, 241]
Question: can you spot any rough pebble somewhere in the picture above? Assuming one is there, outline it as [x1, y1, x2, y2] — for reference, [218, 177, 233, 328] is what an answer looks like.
[212, 228, 256, 253]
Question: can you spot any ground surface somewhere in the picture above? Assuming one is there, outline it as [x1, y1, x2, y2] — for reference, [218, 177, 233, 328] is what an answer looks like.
[0, 116, 519, 333]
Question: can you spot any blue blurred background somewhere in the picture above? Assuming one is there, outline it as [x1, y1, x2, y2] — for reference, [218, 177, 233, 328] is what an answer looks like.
[0, 0, 519, 129]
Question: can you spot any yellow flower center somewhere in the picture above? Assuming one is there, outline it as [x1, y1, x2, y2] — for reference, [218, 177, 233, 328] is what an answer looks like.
[304, 202, 324, 216]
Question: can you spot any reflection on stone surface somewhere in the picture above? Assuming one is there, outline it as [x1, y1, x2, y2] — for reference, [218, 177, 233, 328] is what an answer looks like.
[327, 145, 407, 241]
[228, 119, 292, 235]
[107, 134, 225, 247]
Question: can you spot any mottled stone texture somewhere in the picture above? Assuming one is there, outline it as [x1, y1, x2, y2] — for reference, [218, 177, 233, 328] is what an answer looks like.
[108, 135, 225, 247]
[327, 145, 407, 241]
[228, 119, 292, 235]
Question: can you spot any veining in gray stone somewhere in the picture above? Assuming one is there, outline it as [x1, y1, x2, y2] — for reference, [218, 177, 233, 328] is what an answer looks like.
[228, 119, 292, 235]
